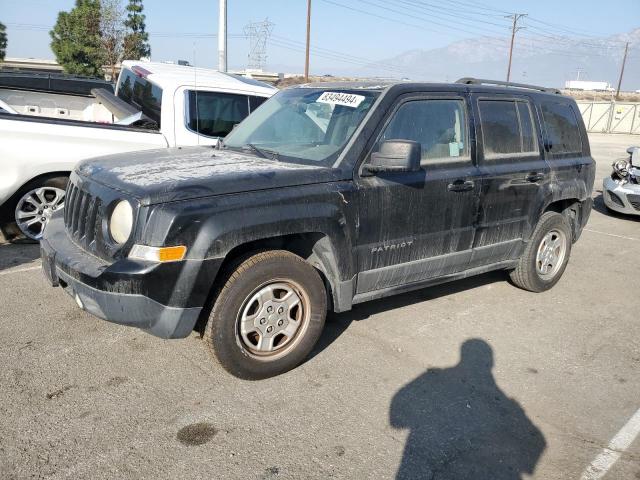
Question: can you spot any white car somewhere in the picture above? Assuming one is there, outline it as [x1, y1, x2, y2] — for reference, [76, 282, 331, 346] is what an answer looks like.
[0, 61, 277, 240]
[603, 146, 640, 215]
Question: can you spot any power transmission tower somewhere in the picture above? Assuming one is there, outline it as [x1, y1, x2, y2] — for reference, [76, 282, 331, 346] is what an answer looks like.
[506, 13, 527, 82]
[615, 42, 629, 100]
[244, 19, 274, 70]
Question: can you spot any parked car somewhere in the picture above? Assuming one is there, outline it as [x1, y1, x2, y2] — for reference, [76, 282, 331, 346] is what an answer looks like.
[603, 146, 640, 215]
[0, 60, 277, 240]
[41, 78, 595, 379]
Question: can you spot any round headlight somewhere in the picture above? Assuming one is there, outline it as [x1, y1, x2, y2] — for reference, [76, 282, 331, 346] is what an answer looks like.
[613, 159, 630, 177]
[109, 200, 133, 244]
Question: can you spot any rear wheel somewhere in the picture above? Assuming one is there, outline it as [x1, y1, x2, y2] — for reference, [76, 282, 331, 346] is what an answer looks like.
[13, 176, 68, 241]
[203, 250, 327, 380]
[510, 211, 572, 292]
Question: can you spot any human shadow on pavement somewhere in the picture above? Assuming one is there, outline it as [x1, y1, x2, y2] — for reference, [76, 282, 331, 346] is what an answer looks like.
[390, 339, 546, 480]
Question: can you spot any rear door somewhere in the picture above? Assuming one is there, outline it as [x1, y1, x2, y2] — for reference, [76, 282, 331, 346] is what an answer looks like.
[537, 99, 590, 190]
[470, 95, 549, 268]
[354, 93, 481, 295]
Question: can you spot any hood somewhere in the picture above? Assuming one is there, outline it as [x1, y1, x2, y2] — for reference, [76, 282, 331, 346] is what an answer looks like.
[76, 147, 344, 205]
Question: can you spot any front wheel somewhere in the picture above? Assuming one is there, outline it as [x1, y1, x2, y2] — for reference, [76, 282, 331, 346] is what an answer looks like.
[510, 211, 572, 292]
[13, 176, 68, 241]
[203, 250, 327, 380]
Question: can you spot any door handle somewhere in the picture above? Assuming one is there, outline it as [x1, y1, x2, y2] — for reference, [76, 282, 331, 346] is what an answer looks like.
[526, 172, 545, 183]
[447, 179, 475, 192]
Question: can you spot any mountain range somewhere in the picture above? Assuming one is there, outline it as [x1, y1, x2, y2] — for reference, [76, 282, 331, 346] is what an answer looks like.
[361, 28, 640, 90]
[266, 28, 639, 90]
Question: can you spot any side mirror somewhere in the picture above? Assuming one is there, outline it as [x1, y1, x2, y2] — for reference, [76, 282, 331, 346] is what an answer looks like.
[365, 140, 422, 174]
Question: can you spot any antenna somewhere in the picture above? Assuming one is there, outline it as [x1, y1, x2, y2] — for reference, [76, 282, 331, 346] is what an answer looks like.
[243, 19, 274, 70]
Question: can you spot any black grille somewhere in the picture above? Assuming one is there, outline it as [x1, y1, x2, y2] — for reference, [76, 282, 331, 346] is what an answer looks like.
[64, 181, 102, 248]
[607, 190, 625, 207]
[628, 194, 640, 211]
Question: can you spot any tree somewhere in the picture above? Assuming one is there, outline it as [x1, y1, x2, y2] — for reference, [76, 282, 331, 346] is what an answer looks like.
[123, 0, 151, 60]
[0, 22, 7, 62]
[50, 0, 104, 76]
[100, 0, 125, 80]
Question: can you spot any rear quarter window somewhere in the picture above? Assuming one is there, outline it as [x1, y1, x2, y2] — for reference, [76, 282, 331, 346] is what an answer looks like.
[540, 101, 582, 156]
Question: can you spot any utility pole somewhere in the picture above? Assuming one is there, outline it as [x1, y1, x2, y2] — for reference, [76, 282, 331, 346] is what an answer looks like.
[304, 0, 311, 81]
[615, 42, 629, 100]
[506, 13, 526, 82]
[218, 0, 227, 72]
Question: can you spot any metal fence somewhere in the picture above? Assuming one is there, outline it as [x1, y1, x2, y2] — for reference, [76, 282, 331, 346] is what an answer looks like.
[577, 101, 640, 135]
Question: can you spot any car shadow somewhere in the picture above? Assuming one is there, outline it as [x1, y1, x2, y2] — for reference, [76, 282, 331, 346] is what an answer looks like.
[390, 339, 546, 479]
[309, 270, 506, 361]
[0, 242, 41, 272]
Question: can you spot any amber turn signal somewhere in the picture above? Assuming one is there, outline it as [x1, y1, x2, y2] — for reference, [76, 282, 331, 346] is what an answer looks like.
[129, 244, 187, 263]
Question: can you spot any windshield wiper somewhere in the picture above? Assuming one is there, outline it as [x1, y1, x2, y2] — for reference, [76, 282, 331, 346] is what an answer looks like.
[242, 143, 268, 158]
[243, 143, 279, 161]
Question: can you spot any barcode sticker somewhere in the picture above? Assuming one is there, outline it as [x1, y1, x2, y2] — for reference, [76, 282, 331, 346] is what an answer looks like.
[317, 92, 365, 108]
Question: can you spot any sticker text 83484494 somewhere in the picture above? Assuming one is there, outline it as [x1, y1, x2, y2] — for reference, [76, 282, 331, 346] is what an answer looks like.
[317, 92, 365, 108]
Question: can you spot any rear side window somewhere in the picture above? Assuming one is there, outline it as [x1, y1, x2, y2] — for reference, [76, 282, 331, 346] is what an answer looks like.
[479, 99, 538, 158]
[117, 69, 163, 126]
[540, 101, 582, 155]
[377, 99, 469, 163]
[249, 95, 267, 111]
[187, 91, 249, 138]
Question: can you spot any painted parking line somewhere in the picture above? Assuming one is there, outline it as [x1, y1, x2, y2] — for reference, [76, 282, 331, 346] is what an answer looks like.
[580, 407, 640, 480]
[583, 228, 639, 242]
[0, 265, 41, 277]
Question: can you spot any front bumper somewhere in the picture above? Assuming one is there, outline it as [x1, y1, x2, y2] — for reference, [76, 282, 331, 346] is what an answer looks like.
[603, 176, 640, 216]
[41, 214, 221, 339]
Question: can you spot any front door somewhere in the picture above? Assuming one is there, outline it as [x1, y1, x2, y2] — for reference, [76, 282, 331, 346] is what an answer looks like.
[354, 94, 480, 295]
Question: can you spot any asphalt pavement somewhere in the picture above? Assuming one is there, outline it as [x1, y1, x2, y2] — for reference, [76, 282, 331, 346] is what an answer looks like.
[0, 133, 638, 479]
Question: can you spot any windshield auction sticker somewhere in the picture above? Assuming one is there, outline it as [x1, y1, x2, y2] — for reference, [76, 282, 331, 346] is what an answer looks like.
[317, 92, 365, 108]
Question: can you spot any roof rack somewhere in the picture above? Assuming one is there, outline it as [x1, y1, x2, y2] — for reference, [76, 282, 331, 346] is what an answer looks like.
[456, 77, 561, 95]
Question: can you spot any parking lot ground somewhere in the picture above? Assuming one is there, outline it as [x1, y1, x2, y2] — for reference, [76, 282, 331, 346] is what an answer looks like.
[0, 133, 639, 480]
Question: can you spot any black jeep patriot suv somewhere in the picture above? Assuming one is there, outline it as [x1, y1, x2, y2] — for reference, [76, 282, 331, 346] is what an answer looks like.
[41, 78, 595, 379]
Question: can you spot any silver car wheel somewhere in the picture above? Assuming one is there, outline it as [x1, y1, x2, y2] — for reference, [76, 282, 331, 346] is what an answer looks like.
[535, 229, 567, 280]
[14, 186, 66, 241]
[237, 280, 309, 358]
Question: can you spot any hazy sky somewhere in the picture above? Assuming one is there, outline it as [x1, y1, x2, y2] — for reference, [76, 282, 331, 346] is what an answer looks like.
[1, 0, 638, 75]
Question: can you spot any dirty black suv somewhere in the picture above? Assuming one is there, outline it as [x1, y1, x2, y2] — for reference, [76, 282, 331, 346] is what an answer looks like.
[41, 78, 595, 379]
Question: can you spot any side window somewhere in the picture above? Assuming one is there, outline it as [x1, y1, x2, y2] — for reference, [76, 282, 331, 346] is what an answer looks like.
[187, 91, 250, 138]
[376, 99, 468, 162]
[540, 101, 582, 155]
[478, 99, 538, 159]
[249, 95, 267, 112]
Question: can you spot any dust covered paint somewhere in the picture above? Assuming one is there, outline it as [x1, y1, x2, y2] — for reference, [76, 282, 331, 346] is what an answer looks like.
[76, 146, 339, 205]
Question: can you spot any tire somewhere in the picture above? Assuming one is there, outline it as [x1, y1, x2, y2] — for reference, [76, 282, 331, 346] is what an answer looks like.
[203, 250, 327, 380]
[12, 176, 69, 242]
[509, 211, 572, 292]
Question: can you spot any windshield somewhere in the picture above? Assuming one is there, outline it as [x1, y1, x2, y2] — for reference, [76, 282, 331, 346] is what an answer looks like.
[223, 88, 380, 165]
